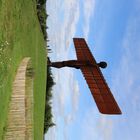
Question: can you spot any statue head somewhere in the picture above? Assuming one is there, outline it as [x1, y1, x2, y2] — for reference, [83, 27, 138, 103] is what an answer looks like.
[97, 61, 107, 69]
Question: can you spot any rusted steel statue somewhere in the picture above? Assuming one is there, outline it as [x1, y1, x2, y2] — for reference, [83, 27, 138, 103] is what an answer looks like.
[48, 38, 122, 115]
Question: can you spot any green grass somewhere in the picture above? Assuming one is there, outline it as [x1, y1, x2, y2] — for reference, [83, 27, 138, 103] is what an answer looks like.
[0, 0, 46, 140]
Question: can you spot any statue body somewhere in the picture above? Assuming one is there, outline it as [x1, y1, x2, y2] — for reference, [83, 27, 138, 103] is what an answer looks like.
[48, 60, 107, 69]
[48, 60, 97, 69]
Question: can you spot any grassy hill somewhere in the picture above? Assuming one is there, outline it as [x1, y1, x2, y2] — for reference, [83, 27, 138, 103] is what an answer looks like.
[0, 0, 46, 139]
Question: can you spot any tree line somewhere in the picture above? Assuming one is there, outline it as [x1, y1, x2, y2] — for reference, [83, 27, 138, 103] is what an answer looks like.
[36, 0, 55, 134]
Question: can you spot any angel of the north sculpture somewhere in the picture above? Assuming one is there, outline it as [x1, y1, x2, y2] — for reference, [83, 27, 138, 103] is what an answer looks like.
[48, 38, 122, 115]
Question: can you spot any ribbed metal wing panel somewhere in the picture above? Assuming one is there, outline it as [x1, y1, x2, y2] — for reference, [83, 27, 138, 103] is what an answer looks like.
[73, 38, 96, 63]
[73, 38, 121, 114]
[81, 66, 121, 114]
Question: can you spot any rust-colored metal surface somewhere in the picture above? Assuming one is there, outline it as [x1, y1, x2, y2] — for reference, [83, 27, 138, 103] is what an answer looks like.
[73, 38, 96, 63]
[73, 38, 122, 114]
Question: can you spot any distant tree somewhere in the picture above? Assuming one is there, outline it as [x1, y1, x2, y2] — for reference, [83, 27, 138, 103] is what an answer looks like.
[36, 0, 55, 134]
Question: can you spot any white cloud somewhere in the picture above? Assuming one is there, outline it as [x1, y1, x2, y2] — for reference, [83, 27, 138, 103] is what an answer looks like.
[96, 116, 113, 140]
[80, 107, 113, 140]
[112, 11, 140, 109]
[63, 1, 80, 49]
[46, 0, 81, 139]
[83, 0, 96, 39]
[47, 0, 80, 126]
[51, 69, 80, 116]
[109, 4, 140, 139]
[48, 69, 81, 140]
[47, 0, 80, 60]
[45, 127, 57, 140]
[71, 80, 80, 112]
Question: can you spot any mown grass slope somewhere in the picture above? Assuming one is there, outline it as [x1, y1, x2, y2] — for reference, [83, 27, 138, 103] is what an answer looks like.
[0, 0, 46, 139]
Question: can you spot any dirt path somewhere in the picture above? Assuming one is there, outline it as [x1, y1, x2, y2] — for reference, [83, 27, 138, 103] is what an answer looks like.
[4, 57, 34, 140]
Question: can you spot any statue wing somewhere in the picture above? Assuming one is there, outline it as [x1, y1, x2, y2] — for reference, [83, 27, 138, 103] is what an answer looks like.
[73, 38, 96, 63]
[73, 38, 121, 114]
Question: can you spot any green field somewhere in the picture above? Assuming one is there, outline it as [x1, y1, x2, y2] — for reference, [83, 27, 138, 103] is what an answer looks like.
[0, 0, 46, 139]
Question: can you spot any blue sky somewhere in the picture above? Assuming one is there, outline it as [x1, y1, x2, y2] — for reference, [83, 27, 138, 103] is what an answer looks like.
[46, 0, 140, 140]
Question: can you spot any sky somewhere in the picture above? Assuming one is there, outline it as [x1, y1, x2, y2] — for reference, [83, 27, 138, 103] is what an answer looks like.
[46, 0, 140, 140]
